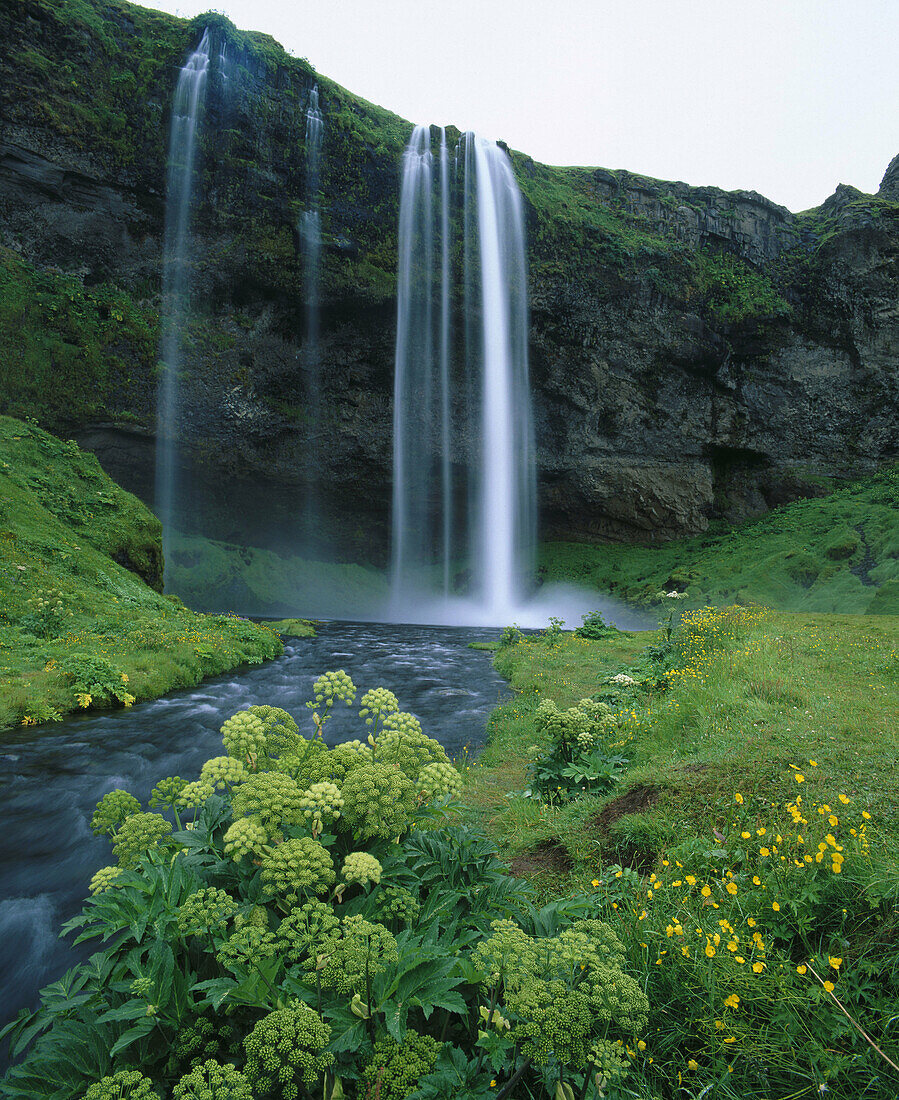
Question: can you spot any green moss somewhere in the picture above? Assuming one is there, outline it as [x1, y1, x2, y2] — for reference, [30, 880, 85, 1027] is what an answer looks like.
[260, 618, 316, 637]
[166, 532, 389, 617]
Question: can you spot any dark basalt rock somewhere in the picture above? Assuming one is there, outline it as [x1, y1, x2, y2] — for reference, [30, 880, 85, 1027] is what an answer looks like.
[1, 0, 897, 559]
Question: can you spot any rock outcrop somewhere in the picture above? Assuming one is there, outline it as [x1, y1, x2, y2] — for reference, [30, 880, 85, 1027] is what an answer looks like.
[1, 0, 897, 561]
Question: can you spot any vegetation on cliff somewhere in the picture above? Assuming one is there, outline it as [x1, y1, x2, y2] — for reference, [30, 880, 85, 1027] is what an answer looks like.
[0, 416, 281, 729]
[3, 0, 869, 443]
[0, 248, 158, 429]
[540, 464, 899, 614]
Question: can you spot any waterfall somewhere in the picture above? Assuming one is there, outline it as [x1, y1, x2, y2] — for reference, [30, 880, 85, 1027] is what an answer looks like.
[471, 135, 535, 618]
[438, 128, 452, 595]
[391, 125, 435, 599]
[155, 30, 210, 577]
[300, 84, 324, 546]
[390, 128, 535, 624]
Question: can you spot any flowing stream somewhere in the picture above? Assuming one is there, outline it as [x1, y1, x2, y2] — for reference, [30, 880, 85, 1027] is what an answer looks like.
[0, 622, 507, 1037]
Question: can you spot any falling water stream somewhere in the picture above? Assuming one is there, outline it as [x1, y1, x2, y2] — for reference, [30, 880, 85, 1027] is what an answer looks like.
[391, 128, 535, 625]
[155, 31, 210, 577]
[0, 623, 508, 1042]
[300, 84, 324, 540]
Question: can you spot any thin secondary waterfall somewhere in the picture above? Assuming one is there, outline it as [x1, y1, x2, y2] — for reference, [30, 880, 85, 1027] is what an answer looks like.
[391, 127, 535, 623]
[155, 30, 210, 575]
[300, 84, 324, 543]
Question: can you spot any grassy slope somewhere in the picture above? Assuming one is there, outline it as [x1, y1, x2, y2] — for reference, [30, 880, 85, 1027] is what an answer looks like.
[464, 610, 899, 1096]
[540, 464, 899, 614]
[471, 614, 898, 864]
[0, 416, 282, 730]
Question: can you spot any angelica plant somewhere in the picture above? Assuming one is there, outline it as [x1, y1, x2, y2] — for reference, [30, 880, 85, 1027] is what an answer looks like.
[88, 866, 123, 895]
[359, 686, 399, 732]
[311, 914, 398, 997]
[222, 817, 268, 862]
[374, 885, 421, 926]
[243, 1003, 333, 1099]
[110, 811, 172, 869]
[173, 1060, 252, 1100]
[81, 1070, 159, 1099]
[306, 668, 356, 737]
[417, 759, 463, 801]
[296, 779, 344, 836]
[260, 836, 335, 904]
[362, 1030, 442, 1100]
[341, 850, 382, 887]
[340, 761, 415, 841]
[90, 789, 141, 837]
[199, 755, 247, 791]
[275, 899, 340, 965]
[375, 721, 449, 780]
[177, 888, 238, 940]
[230, 771, 304, 833]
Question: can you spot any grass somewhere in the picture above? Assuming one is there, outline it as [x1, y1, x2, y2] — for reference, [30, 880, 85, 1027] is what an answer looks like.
[259, 618, 317, 637]
[462, 607, 899, 1097]
[0, 416, 282, 730]
[539, 463, 899, 614]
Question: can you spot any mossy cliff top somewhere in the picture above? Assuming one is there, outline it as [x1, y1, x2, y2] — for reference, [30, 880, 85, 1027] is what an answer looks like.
[6, 0, 895, 316]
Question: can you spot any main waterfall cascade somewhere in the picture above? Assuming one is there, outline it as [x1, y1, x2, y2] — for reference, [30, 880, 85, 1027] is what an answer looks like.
[391, 127, 536, 625]
[155, 30, 211, 577]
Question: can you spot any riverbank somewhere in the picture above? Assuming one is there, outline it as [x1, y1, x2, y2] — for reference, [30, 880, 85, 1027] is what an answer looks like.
[463, 609, 899, 1096]
[0, 417, 282, 730]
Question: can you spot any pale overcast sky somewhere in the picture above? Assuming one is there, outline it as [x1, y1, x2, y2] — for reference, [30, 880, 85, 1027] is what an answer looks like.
[139, 0, 899, 212]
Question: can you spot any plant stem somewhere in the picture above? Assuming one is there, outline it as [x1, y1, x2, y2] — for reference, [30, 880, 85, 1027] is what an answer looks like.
[494, 1058, 533, 1100]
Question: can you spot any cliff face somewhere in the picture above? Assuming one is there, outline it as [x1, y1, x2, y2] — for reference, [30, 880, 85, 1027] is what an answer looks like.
[1, 0, 897, 560]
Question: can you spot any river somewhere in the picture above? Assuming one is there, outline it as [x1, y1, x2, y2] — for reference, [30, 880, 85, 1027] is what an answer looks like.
[0, 621, 507, 1035]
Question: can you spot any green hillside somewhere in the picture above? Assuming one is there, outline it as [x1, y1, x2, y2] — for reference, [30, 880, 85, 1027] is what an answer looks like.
[541, 465, 899, 615]
[0, 416, 281, 729]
